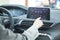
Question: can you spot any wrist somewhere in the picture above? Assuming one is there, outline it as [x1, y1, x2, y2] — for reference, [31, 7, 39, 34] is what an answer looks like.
[31, 25, 39, 29]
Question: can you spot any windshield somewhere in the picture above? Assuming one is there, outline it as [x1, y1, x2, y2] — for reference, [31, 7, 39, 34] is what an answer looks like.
[0, 0, 25, 6]
[0, 0, 60, 9]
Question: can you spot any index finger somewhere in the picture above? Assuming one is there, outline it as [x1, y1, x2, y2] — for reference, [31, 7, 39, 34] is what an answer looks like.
[37, 17, 41, 20]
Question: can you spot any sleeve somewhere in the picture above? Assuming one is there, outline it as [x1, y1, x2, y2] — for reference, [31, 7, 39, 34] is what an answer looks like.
[23, 25, 39, 40]
[0, 24, 39, 40]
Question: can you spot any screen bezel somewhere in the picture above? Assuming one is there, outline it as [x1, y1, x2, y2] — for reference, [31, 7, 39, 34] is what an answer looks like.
[27, 7, 50, 20]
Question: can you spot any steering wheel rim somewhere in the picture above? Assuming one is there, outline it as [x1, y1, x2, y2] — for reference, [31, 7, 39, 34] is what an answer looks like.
[0, 7, 14, 31]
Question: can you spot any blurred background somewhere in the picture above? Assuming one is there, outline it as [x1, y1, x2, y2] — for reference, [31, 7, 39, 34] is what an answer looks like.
[0, 0, 60, 9]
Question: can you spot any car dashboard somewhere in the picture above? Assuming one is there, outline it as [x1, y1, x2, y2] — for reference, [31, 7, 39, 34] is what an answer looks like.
[0, 5, 60, 40]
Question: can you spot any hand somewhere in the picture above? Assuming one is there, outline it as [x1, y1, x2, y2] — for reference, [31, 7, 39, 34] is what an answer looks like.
[32, 17, 44, 29]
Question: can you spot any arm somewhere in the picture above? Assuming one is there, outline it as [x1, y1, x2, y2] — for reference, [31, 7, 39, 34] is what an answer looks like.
[0, 17, 43, 40]
[23, 17, 43, 40]
[23, 25, 39, 40]
[0, 24, 39, 40]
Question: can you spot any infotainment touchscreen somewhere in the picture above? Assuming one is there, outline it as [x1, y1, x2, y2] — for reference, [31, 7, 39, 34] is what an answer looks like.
[27, 7, 50, 20]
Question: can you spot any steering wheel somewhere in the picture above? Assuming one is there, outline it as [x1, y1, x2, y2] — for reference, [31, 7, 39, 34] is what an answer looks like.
[0, 7, 14, 31]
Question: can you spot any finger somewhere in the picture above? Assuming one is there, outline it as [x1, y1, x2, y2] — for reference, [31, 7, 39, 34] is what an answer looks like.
[37, 17, 41, 20]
